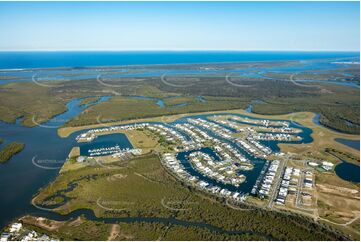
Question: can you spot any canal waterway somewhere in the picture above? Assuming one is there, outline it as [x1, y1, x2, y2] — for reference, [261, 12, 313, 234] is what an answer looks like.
[0, 96, 114, 228]
[0, 95, 356, 232]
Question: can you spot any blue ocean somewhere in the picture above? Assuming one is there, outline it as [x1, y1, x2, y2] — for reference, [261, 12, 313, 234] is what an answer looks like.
[0, 51, 359, 69]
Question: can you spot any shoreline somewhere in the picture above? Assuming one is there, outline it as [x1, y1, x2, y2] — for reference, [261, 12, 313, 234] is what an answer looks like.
[0, 54, 359, 72]
[57, 109, 360, 140]
[57, 109, 360, 165]
[26, 110, 359, 240]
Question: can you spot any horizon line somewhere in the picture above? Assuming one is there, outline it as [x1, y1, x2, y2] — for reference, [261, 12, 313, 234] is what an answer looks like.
[0, 49, 359, 52]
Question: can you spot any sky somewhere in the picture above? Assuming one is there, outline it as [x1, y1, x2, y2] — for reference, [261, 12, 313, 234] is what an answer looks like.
[0, 1, 359, 51]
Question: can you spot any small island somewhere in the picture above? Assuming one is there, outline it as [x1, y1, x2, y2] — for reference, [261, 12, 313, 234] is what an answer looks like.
[0, 142, 25, 163]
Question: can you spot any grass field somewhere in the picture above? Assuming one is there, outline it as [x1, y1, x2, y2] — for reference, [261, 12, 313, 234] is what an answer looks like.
[32, 152, 349, 240]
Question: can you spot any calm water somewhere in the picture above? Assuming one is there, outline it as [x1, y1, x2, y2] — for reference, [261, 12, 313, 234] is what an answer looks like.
[0, 51, 359, 69]
[335, 138, 360, 151]
[171, 112, 313, 194]
[0, 52, 359, 89]
[0, 96, 314, 229]
[335, 161, 360, 183]
[333, 139, 360, 183]
[0, 51, 359, 232]
[0, 97, 113, 229]
[79, 133, 133, 156]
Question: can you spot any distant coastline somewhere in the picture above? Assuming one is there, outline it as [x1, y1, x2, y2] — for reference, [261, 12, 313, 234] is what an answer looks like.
[0, 51, 359, 69]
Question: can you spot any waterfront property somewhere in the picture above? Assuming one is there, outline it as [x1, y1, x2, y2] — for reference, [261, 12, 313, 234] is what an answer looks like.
[65, 110, 361, 235]
[71, 113, 315, 202]
[0, 93, 359, 240]
[1, 222, 56, 241]
[0, 48, 359, 240]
